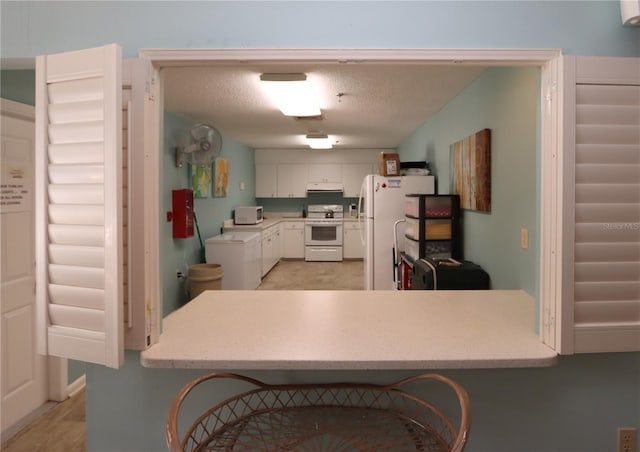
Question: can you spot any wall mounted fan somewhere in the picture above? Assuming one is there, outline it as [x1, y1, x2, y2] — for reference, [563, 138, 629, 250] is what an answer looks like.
[176, 123, 223, 167]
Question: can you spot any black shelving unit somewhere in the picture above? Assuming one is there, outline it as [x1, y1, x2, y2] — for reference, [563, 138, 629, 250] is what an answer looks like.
[404, 194, 461, 260]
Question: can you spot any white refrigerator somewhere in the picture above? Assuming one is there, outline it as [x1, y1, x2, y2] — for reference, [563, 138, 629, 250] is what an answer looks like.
[359, 175, 435, 290]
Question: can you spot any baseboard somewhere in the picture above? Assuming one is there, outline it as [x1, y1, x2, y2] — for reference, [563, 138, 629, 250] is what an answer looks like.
[67, 374, 86, 398]
[1, 401, 55, 446]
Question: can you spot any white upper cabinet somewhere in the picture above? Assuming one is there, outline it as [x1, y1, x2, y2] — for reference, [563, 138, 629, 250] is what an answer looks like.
[255, 149, 381, 199]
[342, 163, 373, 198]
[307, 163, 342, 183]
[255, 163, 277, 198]
[277, 163, 307, 198]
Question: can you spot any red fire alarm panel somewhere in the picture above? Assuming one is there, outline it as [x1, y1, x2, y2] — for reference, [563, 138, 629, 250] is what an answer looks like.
[172, 189, 194, 238]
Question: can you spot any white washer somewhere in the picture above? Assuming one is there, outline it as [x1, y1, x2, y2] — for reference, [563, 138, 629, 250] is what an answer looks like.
[205, 232, 262, 290]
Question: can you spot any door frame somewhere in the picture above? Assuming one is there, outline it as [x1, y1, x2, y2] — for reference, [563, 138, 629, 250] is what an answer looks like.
[138, 48, 564, 343]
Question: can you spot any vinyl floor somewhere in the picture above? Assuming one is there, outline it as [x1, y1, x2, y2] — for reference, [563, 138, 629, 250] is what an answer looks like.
[1, 259, 364, 452]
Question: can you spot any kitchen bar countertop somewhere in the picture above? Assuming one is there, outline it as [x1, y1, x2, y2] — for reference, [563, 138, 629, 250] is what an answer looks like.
[140, 290, 557, 370]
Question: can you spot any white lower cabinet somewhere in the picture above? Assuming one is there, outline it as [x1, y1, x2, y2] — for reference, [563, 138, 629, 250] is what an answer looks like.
[282, 221, 305, 258]
[261, 224, 282, 276]
[343, 221, 364, 259]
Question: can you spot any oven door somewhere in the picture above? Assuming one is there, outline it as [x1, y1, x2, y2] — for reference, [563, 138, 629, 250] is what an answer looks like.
[305, 220, 343, 246]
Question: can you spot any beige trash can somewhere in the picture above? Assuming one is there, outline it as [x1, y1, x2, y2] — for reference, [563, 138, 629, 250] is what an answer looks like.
[188, 264, 223, 300]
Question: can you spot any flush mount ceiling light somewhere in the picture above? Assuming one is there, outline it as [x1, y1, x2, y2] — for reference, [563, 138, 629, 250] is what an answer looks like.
[306, 133, 333, 149]
[260, 73, 321, 117]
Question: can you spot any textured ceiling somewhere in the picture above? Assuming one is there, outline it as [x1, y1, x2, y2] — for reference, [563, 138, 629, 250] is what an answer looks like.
[163, 63, 487, 150]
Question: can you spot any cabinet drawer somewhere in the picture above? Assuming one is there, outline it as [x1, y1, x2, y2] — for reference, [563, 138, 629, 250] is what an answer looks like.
[405, 196, 454, 218]
[343, 221, 362, 230]
[405, 218, 452, 240]
[405, 237, 452, 260]
[283, 221, 304, 230]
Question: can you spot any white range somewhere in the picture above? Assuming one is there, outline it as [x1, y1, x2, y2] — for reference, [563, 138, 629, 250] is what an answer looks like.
[304, 204, 344, 262]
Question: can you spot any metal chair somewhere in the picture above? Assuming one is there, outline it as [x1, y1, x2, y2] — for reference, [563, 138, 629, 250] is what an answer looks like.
[167, 372, 471, 452]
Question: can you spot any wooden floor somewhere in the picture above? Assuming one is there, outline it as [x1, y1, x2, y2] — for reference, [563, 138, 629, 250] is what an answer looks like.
[1, 259, 363, 451]
[2, 389, 86, 452]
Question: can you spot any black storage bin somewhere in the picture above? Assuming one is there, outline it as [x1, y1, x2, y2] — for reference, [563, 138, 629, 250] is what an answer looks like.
[411, 258, 490, 290]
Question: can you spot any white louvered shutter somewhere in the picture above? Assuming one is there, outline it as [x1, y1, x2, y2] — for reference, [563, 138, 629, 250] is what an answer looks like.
[35, 44, 124, 368]
[568, 56, 640, 353]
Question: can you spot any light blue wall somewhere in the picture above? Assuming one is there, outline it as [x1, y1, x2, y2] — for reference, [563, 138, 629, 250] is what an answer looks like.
[162, 112, 255, 313]
[87, 351, 640, 452]
[2, 2, 638, 452]
[0, 70, 35, 104]
[1, 1, 638, 61]
[397, 66, 539, 294]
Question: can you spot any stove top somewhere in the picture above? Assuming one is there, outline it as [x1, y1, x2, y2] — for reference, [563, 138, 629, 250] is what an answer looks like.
[307, 204, 344, 219]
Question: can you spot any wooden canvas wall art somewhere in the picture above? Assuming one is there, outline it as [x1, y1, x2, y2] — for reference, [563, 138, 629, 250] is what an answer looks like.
[191, 165, 212, 198]
[214, 158, 229, 197]
[449, 128, 491, 212]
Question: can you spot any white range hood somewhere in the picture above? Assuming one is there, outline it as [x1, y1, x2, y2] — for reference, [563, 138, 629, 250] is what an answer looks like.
[306, 182, 344, 193]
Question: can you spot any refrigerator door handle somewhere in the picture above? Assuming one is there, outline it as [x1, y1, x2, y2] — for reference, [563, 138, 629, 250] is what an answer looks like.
[357, 176, 367, 246]
[393, 218, 406, 289]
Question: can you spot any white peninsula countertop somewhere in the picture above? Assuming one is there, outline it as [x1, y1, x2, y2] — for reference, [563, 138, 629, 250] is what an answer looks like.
[140, 290, 557, 370]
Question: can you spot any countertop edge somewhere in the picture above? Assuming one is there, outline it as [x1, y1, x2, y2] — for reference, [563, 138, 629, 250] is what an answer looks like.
[140, 290, 558, 371]
[140, 355, 559, 370]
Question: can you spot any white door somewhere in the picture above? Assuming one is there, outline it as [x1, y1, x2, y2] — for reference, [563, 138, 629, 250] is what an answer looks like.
[0, 100, 48, 436]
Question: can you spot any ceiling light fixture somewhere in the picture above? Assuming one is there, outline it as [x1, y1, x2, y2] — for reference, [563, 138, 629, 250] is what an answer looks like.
[306, 133, 333, 149]
[260, 73, 321, 117]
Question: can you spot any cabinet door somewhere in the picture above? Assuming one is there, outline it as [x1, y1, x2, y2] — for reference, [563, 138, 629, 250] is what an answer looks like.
[277, 163, 307, 197]
[343, 222, 364, 259]
[308, 163, 342, 183]
[261, 229, 272, 276]
[273, 224, 282, 262]
[256, 163, 277, 198]
[283, 222, 305, 258]
[342, 163, 373, 198]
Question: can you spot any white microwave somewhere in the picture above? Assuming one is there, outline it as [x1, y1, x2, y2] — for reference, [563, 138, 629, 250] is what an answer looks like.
[235, 206, 264, 225]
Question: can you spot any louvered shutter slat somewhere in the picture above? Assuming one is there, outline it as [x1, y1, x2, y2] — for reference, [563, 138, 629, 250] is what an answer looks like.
[48, 264, 104, 289]
[575, 242, 640, 262]
[48, 165, 104, 184]
[48, 205, 104, 225]
[49, 284, 104, 310]
[48, 142, 104, 164]
[575, 203, 640, 223]
[48, 184, 104, 204]
[49, 305, 104, 332]
[576, 144, 639, 164]
[48, 224, 104, 247]
[49, 244, 104, 267]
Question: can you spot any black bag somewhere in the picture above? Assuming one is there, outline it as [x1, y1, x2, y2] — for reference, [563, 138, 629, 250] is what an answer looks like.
[411, 258, 490, 290]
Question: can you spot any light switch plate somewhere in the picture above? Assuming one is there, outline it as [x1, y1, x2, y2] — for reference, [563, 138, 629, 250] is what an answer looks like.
[520, 228, 529, 249]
